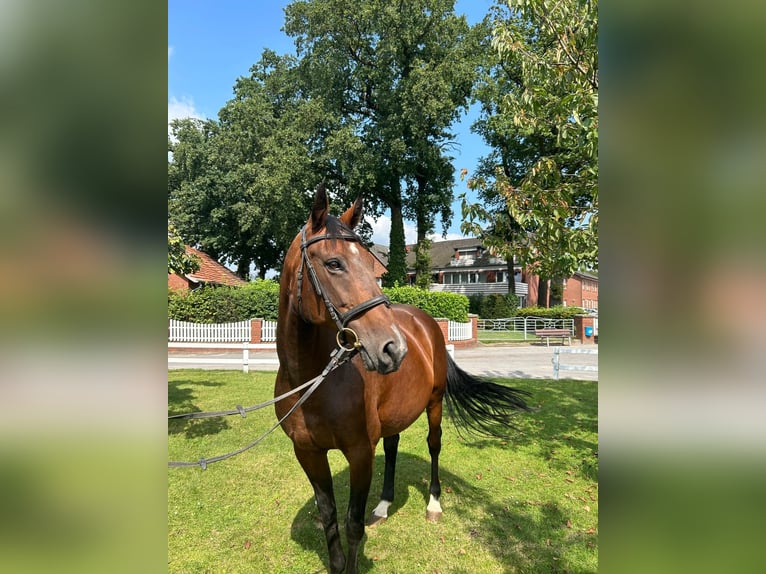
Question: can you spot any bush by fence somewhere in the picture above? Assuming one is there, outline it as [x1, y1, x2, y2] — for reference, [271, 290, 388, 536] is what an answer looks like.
[168, 280, 280, 323]
[168, 281, 470, 324]
[468, 292, 519, 319]
[515, 305, 585, 319]
[383, 285, 468, 323]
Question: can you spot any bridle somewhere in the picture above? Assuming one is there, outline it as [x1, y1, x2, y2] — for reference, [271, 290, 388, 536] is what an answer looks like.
[168, 223, 392, 470]
[296, 224, 391, 350]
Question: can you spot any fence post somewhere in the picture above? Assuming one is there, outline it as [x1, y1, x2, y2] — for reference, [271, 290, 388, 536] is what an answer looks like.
[250, 319, 262, 344]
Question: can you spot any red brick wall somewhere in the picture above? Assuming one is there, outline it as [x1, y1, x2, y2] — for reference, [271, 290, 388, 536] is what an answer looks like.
[563, 275, 584, 308]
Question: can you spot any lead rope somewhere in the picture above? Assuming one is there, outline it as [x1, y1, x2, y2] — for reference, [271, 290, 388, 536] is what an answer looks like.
[168, 344, 357, 469]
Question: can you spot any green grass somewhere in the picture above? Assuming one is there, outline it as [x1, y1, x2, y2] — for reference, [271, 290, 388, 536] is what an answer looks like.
[477, 330, 541, 344]
[169, 370, 598, 573]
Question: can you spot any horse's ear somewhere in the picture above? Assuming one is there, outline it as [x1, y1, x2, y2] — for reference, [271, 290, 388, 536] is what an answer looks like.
[340, 196, 364, 230]
[310, 183, 329, 232]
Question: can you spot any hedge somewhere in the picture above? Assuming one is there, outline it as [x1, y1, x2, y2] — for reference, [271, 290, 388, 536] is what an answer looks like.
[383, 286, 469, 323]
[515, 305, 585, 319]
[168, 281, 470, 324]
[168, 280, 280, 323]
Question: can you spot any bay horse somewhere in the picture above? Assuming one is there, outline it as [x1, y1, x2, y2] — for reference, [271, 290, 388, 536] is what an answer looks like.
[274, 184, 532, 574]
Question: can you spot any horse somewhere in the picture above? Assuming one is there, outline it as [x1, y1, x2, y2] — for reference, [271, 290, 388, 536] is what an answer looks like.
[274, 183, 532, 574]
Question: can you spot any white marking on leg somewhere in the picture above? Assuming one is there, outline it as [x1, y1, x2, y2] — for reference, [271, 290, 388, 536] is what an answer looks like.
[372, 499, 392, 519]
[427, 494, 442, 514]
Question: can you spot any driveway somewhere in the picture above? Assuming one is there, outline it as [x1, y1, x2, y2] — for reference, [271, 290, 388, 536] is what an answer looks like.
[169, 342, 598, 381]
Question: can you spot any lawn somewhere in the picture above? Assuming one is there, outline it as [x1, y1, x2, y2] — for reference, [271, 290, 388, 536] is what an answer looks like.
[477, 330, 542, 344]
[168, 370, 597, 573]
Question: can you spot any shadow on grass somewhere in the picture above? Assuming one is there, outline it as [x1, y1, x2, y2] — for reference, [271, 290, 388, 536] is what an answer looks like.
[461, 379, 598, 482]
[167, 378, 231, 438]
[289, 450, 591, 574]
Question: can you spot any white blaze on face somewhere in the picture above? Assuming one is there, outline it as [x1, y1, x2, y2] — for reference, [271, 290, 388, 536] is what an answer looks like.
[348, 242, 359, 256]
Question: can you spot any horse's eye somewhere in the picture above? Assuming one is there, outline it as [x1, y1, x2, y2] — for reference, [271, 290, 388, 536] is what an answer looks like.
[325, 259, 343, 272]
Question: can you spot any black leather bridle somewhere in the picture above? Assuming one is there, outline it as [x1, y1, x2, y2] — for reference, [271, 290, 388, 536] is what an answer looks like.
[297, 224, 391, 349]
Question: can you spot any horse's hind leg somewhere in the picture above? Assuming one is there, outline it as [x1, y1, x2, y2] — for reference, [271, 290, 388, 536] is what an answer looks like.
[368, 433, 400, 526]
[294, 447, 346, 574]
[425, 401, 444, 522]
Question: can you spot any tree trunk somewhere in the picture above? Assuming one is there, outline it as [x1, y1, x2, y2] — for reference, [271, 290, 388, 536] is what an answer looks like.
[537, 277, 549, 308]
[549, 275, 564, 306]
[507, 258, 516, 297]
[384, 196, 407, 287]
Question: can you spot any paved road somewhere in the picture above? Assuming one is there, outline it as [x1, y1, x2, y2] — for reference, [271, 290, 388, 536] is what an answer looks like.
[169, 342, 598, 381]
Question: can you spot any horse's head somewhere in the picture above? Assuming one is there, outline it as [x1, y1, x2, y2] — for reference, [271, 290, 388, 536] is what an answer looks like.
[285, 184, 407, 374]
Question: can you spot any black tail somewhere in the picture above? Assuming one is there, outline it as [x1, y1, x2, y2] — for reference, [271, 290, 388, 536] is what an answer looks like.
[444, 354, 534, 438]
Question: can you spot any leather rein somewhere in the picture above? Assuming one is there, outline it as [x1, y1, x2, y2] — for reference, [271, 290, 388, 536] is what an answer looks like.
[168, 225, 391, 470]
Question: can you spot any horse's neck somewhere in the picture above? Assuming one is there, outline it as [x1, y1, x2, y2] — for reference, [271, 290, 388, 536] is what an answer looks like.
[277, 310, 335, 383]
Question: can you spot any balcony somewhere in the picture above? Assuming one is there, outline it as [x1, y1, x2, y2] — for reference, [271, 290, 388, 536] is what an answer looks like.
[430, 282, 528, 296]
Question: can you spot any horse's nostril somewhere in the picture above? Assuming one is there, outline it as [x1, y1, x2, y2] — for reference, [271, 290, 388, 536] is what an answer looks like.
[382, 339, 407, 369]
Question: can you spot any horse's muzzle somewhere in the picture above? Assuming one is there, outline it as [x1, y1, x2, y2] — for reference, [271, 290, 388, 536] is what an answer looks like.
[361, 327, 407, 374]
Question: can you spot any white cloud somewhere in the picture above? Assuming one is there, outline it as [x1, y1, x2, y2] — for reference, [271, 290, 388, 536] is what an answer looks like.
[168, 45, 174, 60]
[430, 232, 472, 242]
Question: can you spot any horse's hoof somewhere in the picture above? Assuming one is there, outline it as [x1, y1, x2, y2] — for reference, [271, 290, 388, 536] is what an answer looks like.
[367, 513, 387, 527]
[425, 510, 443, 523]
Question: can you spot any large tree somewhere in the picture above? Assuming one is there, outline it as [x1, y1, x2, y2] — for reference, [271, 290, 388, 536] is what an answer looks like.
[168, 51, 349, 278]
[284, 0, 478, 285]
[462, 0, 598, 305]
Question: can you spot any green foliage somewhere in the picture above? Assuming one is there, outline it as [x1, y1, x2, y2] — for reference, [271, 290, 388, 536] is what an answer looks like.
[463, 0, 598, 278]
[168, 280, 279, 322]
[467, 293, 519, 319]
[515, 305, 585, 319]
[383, 285, 468, 322]
[167, 223, 200, 275]
[414, 237, 433, 289]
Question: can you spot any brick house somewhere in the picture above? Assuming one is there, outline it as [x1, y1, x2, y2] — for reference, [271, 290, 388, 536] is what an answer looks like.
[402, 238, 598, 309]
[168, 246, 248, 292]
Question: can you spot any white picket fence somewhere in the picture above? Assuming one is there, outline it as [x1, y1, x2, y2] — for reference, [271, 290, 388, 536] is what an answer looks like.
[261, 320, 277, 342]
[168, 319, 278, 342]
[448, 320, 472, 341]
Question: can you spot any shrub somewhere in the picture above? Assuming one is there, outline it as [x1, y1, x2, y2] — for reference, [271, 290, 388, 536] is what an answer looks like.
[480, 293, 519, 319]
[515, 305, 585, 319]
[168, 280, 280, 322]
[383, 285, 469, 322]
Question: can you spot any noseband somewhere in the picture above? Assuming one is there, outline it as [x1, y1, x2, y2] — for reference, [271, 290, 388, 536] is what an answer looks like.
[297, 225, 390, 347]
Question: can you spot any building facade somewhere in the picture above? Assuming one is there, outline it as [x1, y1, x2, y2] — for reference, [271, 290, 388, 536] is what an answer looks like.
[403, 238, 598, 309]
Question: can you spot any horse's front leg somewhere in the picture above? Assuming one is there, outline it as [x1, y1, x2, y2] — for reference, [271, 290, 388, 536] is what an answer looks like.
[368, 433, 399, 526]
[294, 447, 346, 574]
[344, 445, 375, 574]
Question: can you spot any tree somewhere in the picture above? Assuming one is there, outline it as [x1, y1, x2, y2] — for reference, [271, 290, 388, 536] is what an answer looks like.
[168, 51, 351, 278]
[284, 0, 478, 286]
[462, 0, 598, 305]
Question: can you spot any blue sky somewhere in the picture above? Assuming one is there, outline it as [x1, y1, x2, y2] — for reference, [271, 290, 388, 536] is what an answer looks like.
[169, 0, 496, 244]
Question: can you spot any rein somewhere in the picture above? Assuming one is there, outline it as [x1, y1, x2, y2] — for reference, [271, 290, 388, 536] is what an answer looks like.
[168, 343, 358, 469]
[169, 224, 390, 470]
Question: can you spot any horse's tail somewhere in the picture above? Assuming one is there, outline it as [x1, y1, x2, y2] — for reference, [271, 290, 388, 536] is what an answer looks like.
[444, 354, 534, 438]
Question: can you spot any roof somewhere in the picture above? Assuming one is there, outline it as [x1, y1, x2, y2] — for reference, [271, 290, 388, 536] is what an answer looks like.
[572, 270, 599, 281]
[404, 237, 510, 270]
[183, 246, 248, 287]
